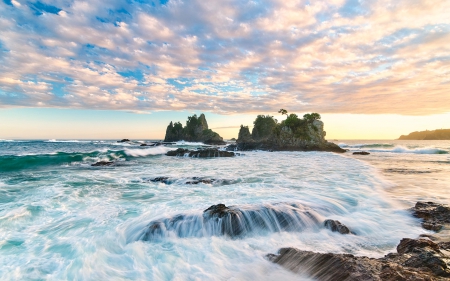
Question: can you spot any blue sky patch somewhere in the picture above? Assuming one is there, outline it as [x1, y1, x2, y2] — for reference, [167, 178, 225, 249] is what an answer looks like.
[29, 1, 62, 16]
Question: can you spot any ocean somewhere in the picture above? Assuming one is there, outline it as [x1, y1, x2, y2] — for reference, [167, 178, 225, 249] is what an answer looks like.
[0, 139, 449, 280]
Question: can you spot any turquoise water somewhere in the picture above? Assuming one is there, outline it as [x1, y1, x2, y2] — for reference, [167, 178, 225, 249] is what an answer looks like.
[0, 139, 449, 280]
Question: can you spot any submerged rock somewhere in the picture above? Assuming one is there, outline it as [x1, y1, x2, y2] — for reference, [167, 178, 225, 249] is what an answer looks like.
[91, 161, 114, 166]
[118, 139, 130, 142]
[324, 219, 352, 234]
[267, 238, 450, 280]
[145, 176, 234, 185]
[353, 151, 370, 155]
[137, 203, 321, 241]
[166, 148, 235, 157]
[411, 201, 450, 232]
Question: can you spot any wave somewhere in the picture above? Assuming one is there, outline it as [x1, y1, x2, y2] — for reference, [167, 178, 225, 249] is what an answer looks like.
[338, 143, 394, 148]
[174, 141, 210, 146]
[0, 147, 171, 172]
[367, 145, 448, 154]
[45, 139, 92, 143]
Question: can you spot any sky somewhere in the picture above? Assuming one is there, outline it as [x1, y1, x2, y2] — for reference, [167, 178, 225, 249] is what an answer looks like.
[0, 0, 449, 140]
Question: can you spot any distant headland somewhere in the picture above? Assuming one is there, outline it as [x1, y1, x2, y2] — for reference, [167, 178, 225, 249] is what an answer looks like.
[398, 129, 450, 140]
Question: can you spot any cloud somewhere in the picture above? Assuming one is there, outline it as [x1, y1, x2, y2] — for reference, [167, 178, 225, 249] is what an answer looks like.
[0, 0, 449, 115]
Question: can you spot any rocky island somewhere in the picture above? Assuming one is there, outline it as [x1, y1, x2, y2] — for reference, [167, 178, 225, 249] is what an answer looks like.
[399, 129, 450, 140]
[233, 111, 345, 153]
[164, 113, 226, 145]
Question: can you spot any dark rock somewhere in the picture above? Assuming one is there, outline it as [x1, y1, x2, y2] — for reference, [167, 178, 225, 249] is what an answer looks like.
[353, 151, 370, 155]
[268, 238, 450, 280]
[118, 139, 130, 142]
[148, 177, 170, 184]
[91, 161, 114, 166]
[138, 202, 321, 241]
[166, 148, 234, 157]
[144, 176, 235, 186]
[140, 143, 148, 146]
[324, 219, 352, 234]
[411, 201, 450, 232]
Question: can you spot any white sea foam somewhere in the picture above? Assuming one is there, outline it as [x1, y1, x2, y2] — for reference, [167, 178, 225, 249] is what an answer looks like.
[124, 146, 172, 157]
[368, 145, 448, 154]
[175, 140, 210, 146]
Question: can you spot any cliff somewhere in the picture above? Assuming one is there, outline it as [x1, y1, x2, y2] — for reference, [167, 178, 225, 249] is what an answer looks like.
[398, 129, 450, 140]
[164, 113, 226, 145]
[236, 113, 345, 152]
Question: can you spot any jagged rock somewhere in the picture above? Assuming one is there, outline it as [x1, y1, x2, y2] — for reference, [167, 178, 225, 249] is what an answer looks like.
[118, 139, 130, 142]
[353, 151, 370, 155]
[163, 113, 226, 144]
[324, 219, 352, 234]
[411, 202, 450, 232]
[267, 238, 450, 280]
[166, 148, 234, 157]
[91, 161, 114, 166]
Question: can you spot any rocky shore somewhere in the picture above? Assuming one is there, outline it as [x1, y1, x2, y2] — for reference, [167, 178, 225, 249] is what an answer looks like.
[267, 201, 450, 280]
[166, 148, 235, 157]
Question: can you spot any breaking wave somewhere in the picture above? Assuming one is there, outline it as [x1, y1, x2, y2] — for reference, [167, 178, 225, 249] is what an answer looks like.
[0, 147, 170, 171]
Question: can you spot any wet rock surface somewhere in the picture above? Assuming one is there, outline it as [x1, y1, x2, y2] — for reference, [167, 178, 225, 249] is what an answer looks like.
[117, 139, 130, 142]
[91, 161, 114, 166]
[411, 202, 450, 232]
[166, 148, 235, 157]
[324, 219, 353, 234]
[353, 151, 370, 155]
[268, 238, 450, 280]
[268, 201, 450, 280]
[138, 203, 321, 241]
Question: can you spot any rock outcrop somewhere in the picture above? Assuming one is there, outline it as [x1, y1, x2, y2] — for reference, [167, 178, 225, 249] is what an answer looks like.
[411, 201, 450, 232]
[164, 113, 226, 145]
[324, 219, 353, 234]
[353, 151, 370, 155]
[267, 238, 450, 280]
[235, 113, 345, 152]
[137, 203, 321, 241]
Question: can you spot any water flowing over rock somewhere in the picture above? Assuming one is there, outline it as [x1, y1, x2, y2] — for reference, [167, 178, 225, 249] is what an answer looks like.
[136, 203, 321, 241]
[163, 113, 226, 145]
[267, 238, 450, 280]
[166, 148, 235, 157]
[411, 201, 450, 232]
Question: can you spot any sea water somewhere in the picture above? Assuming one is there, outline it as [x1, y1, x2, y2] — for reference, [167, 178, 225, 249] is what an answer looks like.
[0, 139, 449, 280]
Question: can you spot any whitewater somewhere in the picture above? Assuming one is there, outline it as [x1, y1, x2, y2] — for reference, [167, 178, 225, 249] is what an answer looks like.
[0, 139, 449, 280]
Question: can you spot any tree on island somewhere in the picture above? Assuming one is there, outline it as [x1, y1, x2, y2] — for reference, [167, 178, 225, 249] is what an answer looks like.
[278, 109, 288, 116]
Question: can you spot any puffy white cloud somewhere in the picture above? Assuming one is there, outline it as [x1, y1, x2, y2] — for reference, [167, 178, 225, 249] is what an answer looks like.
[0, 0, 449, 115]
